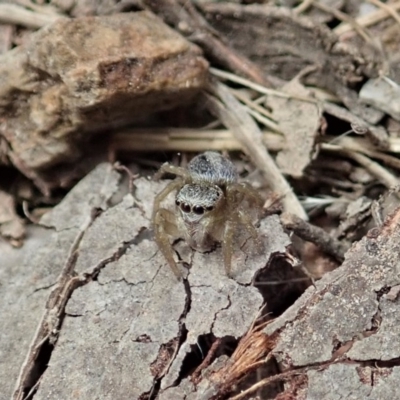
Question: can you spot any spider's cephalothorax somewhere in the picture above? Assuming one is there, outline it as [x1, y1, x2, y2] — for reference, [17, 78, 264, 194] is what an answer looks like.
[152, 151, 263, 279]
[175, 183, 224, 252]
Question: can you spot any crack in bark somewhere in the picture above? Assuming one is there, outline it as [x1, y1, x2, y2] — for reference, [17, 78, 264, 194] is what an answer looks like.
[13, 225, 89, 400]
[211, 295, 232, 334]
[13, 209, 146, 400]
[142, 276, 192, 399]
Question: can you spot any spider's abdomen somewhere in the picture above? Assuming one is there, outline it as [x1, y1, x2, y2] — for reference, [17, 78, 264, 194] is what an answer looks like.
[188, 151, 238, 186]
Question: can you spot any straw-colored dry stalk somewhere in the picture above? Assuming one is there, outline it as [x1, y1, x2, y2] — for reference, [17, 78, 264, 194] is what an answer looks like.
[210, 322, 275, 394]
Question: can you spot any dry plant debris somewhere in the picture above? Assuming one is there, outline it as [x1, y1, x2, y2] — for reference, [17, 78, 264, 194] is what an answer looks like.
[204, 80, 308, 220]
[201, 3, 383, 122]
[360, 77, 400, 120]
[267, 79, 323, 178]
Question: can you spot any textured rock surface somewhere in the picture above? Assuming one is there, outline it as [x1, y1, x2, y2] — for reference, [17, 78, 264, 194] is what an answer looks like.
[0, 12, 208, 189]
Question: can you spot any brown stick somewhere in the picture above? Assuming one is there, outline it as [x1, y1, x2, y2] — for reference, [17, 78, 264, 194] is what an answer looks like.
[142, 0, 272, 87]
[204, 80, 308, 220]
[281, 212, 349, 262]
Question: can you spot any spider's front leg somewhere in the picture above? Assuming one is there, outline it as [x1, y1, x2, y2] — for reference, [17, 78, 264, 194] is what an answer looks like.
[153, 207, 182, 279]
[152, 163, 192, 221]
[222, 217, 238, 278]
[237, 210, 263, 252]
[222, 183, 264, 277]
[154, 163, 191, 181]
[152, 178, 183, 222]
[231, 182, 264, 212]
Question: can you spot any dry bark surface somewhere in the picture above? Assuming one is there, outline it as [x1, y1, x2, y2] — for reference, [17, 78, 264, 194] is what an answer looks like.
[2, 164, 292, 400]
[4, 162, 400, 400]
[265, 207, 400, 399]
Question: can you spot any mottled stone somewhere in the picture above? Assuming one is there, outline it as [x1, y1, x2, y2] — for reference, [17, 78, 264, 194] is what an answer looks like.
[0, 12, 208, 185]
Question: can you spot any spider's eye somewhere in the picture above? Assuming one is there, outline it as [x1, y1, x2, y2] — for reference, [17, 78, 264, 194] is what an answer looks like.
[206, 206, 213, 211]
[175, 199, 180, 206]
[181, 203, 191, 213]
[193, 205, 205, 215]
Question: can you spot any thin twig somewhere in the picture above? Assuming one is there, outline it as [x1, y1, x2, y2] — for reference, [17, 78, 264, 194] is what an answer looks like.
[335, 137, 400, 170]
[210, 68, 317, 103]
[246, 107, 281, 132]
[204, 80, 308, 220]
[230, 89, 274, 120]
[111, 128, 400, 166]
[281, 212, 349, 262]
[22, 201, 40, 224]
[215, 314, 272, 392]
[229, 358, 344, 400]
[313, 1, 375, 44]
[228, 369, 302, 400]
[323, 144, 400, 189]
[366, 0, 400, 27]
[111, 128, 283, 153]
[294, 0, 314, 14]
[0, 3, 64, 29]
[334, 1, 400, 35]
[254, 277, 312, 286]
[142, 0, 272, 87]
[192, 338, 223, 383]
[323, 101, 389, 149]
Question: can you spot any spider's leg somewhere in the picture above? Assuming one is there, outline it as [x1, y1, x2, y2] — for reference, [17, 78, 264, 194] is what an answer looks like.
[154, 208, 182, 279]
[230, 182, 264, 211]
[222, 218, 238, 278]
[154, 163, 191, 181]
[238, 210, 262, 251]
[152, 178, 183, 222]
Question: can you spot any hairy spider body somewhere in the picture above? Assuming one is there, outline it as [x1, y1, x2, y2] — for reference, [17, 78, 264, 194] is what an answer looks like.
[152, 151, 263, 279]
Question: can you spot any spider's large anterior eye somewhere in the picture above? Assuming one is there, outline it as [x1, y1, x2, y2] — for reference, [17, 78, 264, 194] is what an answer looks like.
[181, 203, 191, 213]
[193, 205, 205, 215]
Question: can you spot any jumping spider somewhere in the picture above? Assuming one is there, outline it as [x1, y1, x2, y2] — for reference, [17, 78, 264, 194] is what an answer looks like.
[152, 151, 264, 279]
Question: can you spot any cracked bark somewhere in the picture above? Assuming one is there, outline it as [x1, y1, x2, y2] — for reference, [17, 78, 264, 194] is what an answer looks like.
[263, 207, 400, 399]
[5, 162, 400, 399]
[2, 162, 292, 400]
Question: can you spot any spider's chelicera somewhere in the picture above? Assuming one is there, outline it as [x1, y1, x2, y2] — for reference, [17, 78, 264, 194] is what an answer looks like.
[152, 151, 263, 279]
